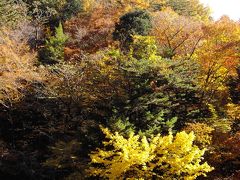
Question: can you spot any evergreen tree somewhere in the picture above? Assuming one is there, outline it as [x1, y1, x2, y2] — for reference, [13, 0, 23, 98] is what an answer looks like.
[62, 0, 83, 21]
[105, 36, 207, 136]
[113, 10, 152, 50]
[39, 22, 68, 64]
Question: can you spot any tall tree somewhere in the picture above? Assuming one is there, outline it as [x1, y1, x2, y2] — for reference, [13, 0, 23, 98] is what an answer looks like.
[113, 10, 152, 50]
[0, 29, 44, 107]
[151, 9, 203, 59]
[195, 16, 240, 104]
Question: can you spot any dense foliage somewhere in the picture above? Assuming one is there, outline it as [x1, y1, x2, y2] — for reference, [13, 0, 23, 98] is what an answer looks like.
[113, 10, 152, 50]
[88, 127, 213, 179]
[0, 0, 239, 179]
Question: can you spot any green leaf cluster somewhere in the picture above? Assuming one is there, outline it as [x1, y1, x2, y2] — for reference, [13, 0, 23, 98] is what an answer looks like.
[39, 22, 68, 64]
[107, 36, 206, 135]
[113, 10, 152, 50]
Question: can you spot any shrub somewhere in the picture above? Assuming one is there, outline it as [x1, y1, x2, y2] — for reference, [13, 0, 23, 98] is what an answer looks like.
[184, 123, 214, 148]
[88, 127, 214, 179]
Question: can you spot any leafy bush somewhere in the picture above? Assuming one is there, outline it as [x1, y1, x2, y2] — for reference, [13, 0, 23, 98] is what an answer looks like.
[88, 127, 214, 179]
[184, 123, 214, 148]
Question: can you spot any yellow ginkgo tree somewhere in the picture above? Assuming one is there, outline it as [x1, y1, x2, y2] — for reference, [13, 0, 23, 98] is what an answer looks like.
[87, 127, 214, 179]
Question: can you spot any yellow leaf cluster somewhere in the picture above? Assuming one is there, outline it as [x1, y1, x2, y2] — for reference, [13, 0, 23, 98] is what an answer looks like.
[0, 29, 45, 106]
[130, 35, 158, 60]
[82, 0, 96, 12]
[88, 127, 213, 179]
[184, 123, 214, 148]
[226, 103, 240, 121]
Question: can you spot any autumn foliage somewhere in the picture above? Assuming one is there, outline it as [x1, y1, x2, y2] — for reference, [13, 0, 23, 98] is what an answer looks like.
[1, 0, 240, 179]
[88, 127, 213, 179]
[0, 29, 43, 106]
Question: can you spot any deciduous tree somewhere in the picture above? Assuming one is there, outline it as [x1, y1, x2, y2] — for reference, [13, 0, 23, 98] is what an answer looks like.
[88, 127, 213, 179]
[151, 9, 203, 59]
[195, 16, 240, 104]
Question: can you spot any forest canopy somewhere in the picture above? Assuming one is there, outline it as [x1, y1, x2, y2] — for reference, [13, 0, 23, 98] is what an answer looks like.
[0, 0, 239, 179]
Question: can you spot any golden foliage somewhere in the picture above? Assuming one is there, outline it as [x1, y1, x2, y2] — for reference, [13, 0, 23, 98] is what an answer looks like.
[130, 35, 158, 60]
[0, 29, 44, 106]
[195, 17, 240, 100]
[184, 123, 214, 148]
[226, 103, 240, 121]
[151, 8, 203, 59]
[81, 0, 96, 11]
[88, 127, 213, 179]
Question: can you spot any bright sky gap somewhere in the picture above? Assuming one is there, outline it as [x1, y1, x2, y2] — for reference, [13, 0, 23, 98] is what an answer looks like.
[200, 0, 240, 21]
